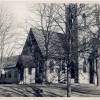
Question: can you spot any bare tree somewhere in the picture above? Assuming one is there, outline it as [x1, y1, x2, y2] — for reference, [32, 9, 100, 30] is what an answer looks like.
[92, 4, 100, 86]
[0, 5, 15, 74]
[30, 4, 62, 83]
[29, 3, 100, 96]
[79, 4, 100, 85]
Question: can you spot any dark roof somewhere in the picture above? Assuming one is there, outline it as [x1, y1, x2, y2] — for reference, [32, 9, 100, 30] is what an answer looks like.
[1, 56, 19, 69]
[31, 28, 65, 59]
[2, 55, 34, 69]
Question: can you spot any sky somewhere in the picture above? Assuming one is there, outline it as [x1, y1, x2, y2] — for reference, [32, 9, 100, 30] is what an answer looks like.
[3, 1, 32, 28]
[0, 1, 34, 56]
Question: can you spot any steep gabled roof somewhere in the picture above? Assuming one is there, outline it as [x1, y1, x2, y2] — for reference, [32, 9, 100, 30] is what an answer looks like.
[31, 28, 65, 59]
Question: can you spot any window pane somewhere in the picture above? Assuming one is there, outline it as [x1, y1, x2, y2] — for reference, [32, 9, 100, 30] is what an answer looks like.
[28, 67, 32, 75]
[8, 72, 11, 78]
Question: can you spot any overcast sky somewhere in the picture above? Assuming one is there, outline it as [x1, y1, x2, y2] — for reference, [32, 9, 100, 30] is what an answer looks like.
[1, 1, 31, 23]
[0, 1, 35, 56]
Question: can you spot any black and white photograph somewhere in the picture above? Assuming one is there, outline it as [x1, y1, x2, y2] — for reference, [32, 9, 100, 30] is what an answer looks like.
[0, 0, 100, 97]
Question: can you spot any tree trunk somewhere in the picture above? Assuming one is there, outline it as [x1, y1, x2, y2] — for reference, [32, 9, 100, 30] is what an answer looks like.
[43, 35, 49, 83]
[58, 60, 61, 83]
[96, 58, 100, 86]
[65, 4, 71, 97]
[67, 63, 71, 97]
[71, 4, 78, 83]
[43, 59, 48, 83]
[96, 58, 99, 86]
[83, 58, 87, 73]
[89, 59, 94, 84]
[95, 4, 100, 86]
[58, 67, 61, 83]
[65, 3, 78, 97]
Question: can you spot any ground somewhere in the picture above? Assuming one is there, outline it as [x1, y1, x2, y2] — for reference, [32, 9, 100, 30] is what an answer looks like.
[0, 83, 100, 97]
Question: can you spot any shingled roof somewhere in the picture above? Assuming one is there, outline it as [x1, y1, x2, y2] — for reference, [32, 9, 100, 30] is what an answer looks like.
[2, 55, 34, 69]
[31, 28, 65, 59]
